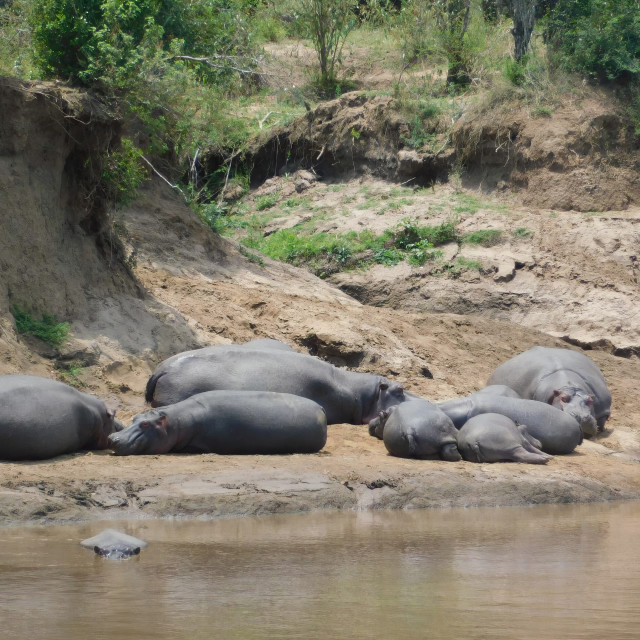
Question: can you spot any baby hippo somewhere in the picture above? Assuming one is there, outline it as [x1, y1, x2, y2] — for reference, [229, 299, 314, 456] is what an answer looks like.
[457, 413, 552, 465]
[369, 399, 461, 461]
[109, 390, 327, 455]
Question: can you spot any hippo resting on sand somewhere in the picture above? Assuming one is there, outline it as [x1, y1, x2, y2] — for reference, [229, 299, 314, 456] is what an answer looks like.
[437, 394, 582, 455]
[81, 529, 147, 559]
[368, 399, 461, 461]
[487, 346, 611, 437]
[145, 346, 406, 425]
[457, 413, 553, 465]
[109, 390, 327, 455]
[0, 375, 123, 460]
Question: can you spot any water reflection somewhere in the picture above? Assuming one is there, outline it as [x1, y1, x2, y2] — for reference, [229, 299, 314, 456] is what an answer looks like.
[0, 502, 639, 640]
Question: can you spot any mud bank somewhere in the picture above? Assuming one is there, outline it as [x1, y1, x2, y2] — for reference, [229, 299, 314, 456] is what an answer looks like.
[1, 423, 639, 526]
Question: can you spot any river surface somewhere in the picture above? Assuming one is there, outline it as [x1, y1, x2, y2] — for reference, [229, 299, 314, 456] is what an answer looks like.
[1, 501, 639, 640]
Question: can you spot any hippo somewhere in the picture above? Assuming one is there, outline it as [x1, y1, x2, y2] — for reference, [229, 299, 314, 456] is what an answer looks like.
[81, 529, 147, 558]
[436, 394, 582, 455]
[476, 385, 521, 399]
[237, 338, 295, 351]
[144, 346, 406, 425]
[487, 346, 611, 437]
[457, 413, 553, 465]
[153, 338, 295, 372]
[109, 390, 327, 455]
[368, 399, 461, 461]
[0, 375, 123, 460]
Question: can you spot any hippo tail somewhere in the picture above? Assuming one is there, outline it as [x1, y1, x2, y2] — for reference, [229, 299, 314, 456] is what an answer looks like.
[145, 371, 166, 405]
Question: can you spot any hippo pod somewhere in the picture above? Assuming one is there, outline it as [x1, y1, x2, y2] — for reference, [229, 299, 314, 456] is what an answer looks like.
[487, 346, 612, 437]
[0, 374, 123, 461]
[437, 394, 582, 455]
[81, 529, 148, 559]
[145, 345, 406, 425]
[109, 390, 328, 455]
[457, 413, 553, 465]
[369, 399, 461, 461]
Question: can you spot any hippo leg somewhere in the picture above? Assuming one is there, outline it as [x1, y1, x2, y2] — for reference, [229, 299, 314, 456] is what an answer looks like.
[510, 446, 552, 465]
[517, 424, 543, 451]
[440, 442, 462, 462]
[516, 425, 553, 461]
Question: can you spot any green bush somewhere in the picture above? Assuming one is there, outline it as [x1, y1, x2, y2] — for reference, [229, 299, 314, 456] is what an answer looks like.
[102, 137, 148, 205]
[394, 218, 459, 248]
[546, 0, 640, 81]
[30, 0, 256, 85]
[11, 306, 70, 347]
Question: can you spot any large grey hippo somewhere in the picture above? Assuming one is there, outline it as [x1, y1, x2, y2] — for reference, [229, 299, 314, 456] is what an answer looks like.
[0, 375, 123, 460]
[457, 413, 552, 465]
[109, 390, 327, 455]
[145, 346, 406, 425]
[368, 399, 461, 461]
[437, 394, 582, 455]
[81, 529, 147, 558]
[487, 346, 611, 437]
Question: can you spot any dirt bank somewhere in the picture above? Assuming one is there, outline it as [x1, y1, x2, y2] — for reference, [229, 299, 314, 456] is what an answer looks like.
[1, 79, 639, 526]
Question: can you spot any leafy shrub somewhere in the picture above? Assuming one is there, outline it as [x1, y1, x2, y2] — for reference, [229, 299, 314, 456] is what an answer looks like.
[102, 137, 147, 205]
[394, 219, 459, 248]
[373, 248, 404, 266]
[295, 0, 358, 95]
[406, 239, 438, 265]
[11, 306, 70, 347]
[546, 0, 640, 81]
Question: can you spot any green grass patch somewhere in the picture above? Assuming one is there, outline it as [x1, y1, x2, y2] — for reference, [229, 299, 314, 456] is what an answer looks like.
[255, 193, 280, 211]
[462, 229, 503, 246]
[445, 257, 484, 278]
[514, 227, 533, 238]
[57, 363, 86, 388]
[11, 306, 70, 347]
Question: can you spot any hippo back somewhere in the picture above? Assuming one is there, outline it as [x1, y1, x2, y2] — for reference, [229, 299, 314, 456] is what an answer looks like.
[0, 375, 114, 460]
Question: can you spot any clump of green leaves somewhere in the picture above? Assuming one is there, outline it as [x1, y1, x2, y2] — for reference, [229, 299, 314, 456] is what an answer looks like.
[102, 137, 147, 206]
[393, 218, 459, 248]
[11, 306, 70, 347]
[545, 0, 640, 82]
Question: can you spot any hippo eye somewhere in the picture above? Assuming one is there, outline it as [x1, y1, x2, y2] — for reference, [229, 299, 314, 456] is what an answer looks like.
[379, 382, 389, 391]
[561, 395, 571, 403]
[586, 397, 594, 406]
[139, 420, 152, 430]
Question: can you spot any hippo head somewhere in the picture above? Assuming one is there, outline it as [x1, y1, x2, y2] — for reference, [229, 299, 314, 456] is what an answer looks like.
[550, 387, 598, 438]
[362, 378, 406, 425]
[108, 411, 175, 455]
[368, 407, 395, 439]
[95, 409, 124, 449]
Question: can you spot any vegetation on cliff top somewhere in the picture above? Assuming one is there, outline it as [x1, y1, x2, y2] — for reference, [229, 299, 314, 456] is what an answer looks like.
[1, 0, 638, 271]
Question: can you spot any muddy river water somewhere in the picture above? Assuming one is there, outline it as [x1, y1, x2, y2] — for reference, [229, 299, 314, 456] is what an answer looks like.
[1, 501, 639, 639]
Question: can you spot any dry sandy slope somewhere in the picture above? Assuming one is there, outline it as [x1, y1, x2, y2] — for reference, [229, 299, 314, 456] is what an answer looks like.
[1, 180, 639, 525]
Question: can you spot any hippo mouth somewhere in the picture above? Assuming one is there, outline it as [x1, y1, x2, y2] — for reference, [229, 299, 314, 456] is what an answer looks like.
[108, 429, 145, 455]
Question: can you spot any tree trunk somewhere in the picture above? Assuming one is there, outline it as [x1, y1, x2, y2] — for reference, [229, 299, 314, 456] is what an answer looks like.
[511, 0, 537, 61]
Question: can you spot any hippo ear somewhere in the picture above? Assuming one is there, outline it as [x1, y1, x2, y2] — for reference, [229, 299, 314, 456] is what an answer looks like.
[156, 415, 169, 431]
[586, 395, 594, 407]
[379, 381, 389, 391]
[108, 409, 117, 418]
